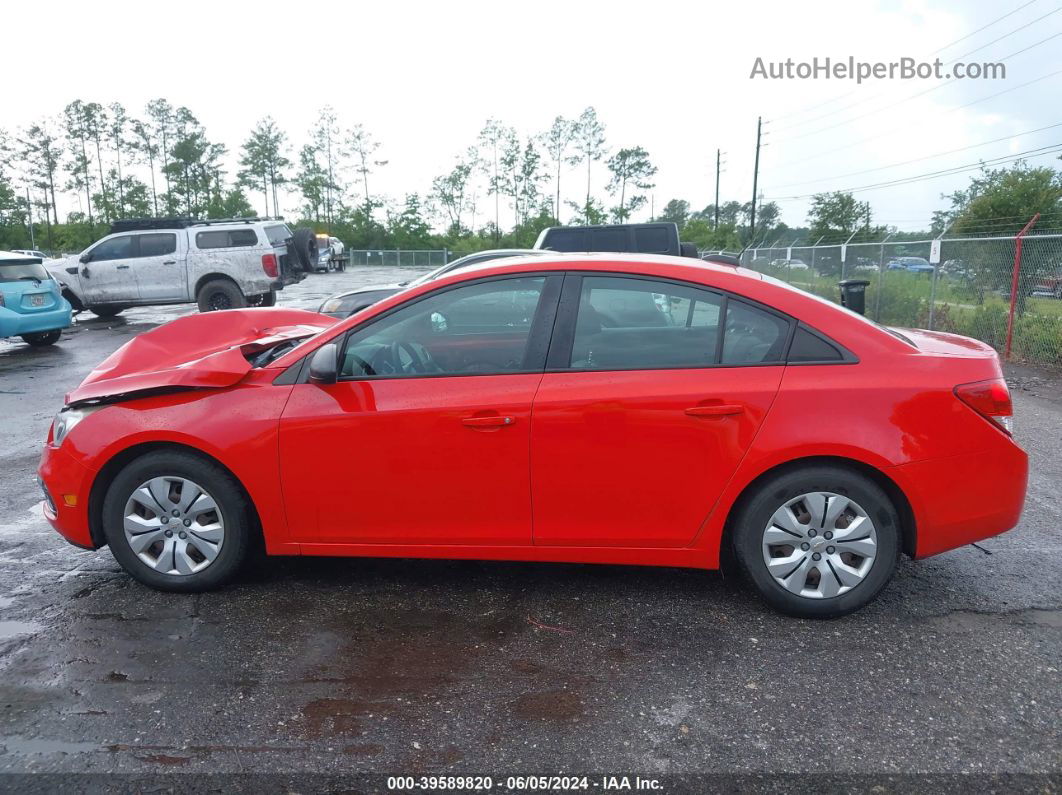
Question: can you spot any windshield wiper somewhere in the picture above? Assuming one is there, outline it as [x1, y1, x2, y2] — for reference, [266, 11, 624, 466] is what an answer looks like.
[18, 276, 42, 285]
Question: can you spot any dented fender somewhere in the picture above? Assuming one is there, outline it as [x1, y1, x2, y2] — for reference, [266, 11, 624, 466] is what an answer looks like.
[66, 308, 335, 405]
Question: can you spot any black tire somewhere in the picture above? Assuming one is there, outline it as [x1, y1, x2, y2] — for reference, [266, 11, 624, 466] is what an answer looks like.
[90, 305, 123, 318]
[290, 228, 319, 272]
[196, 279, 247, 312]
[21, 329, 62, 346]
[102, 450, 252, 592]
[250, 290, 277, 307]
[732, 465, 900, 618]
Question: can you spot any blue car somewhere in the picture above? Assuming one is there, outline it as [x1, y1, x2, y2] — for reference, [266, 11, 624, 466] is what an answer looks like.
[0, 251, 72, 346]
[886, 256, 934, 273]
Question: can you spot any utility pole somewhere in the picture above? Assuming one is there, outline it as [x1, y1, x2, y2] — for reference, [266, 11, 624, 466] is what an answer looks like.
[714, 148, 721, 230]
[749, 116, 762, 242]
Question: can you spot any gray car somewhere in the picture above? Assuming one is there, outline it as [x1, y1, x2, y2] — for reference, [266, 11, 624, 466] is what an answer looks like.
[316, 249, 550, 318]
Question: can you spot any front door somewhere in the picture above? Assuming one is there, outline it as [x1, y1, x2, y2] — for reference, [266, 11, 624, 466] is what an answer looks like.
[531, 274, 789, 548]
[279, 273, 561, 546]
[80, 234, 140, 304]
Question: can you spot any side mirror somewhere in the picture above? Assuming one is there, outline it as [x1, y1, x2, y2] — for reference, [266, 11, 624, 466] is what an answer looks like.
[79, 252, 91, 264]
[308, 343, 338, 385]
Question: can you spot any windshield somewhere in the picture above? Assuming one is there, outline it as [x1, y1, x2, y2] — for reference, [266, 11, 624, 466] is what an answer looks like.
[0, 261, 50, 282]
[264, 224, 292, 246]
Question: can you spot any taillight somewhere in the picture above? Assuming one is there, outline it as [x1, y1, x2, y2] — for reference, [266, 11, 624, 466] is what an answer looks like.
[261, 253, 279, 278]
[954, 378, 1013, 434]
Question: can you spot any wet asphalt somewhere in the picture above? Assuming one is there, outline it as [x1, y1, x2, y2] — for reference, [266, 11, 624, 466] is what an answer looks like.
[0, 268, 1059, 786]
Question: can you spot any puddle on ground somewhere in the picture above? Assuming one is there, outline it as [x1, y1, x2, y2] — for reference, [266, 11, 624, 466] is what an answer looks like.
[0, 596, 15, 609]
[0, 620, 43, 639]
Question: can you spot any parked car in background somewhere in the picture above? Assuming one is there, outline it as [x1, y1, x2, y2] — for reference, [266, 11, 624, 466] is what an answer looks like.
[46, 218, 307, 317]
[0, 250, 72, 346]
[770, 258, 810, 270]
[317, 248, 551, 318]
[887, 257, 934, 273]
[40, 254, 1027, 618]
[535, 222, 701, 258]
[1033, 271, 1062, 299]
[12, 249, 53, 261]
[313, 235, 347, 272]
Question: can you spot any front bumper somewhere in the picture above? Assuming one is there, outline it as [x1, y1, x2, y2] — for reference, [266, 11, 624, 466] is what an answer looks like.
[37, 442, 97, 549]
[0, 304, 72, 338]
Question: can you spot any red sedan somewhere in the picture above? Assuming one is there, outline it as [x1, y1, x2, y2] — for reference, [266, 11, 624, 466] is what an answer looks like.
[38, 255, 1027, 617]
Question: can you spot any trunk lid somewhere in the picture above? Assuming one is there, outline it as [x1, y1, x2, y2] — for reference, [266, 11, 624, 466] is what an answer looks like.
[889, 327, 1000, 358]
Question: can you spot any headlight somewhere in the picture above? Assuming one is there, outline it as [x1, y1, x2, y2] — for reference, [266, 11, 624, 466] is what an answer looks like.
[52, 406, 98, 446]
[319, 297, 347, 314]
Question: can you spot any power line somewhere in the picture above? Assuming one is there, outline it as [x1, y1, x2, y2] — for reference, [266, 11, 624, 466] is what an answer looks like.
[769, 121, 1062, 189]
[765, 66, 1062, 172]
[763, 143, 1062, 200]
[767, 0, 1044, 129]
[780, 30, 1062, 143]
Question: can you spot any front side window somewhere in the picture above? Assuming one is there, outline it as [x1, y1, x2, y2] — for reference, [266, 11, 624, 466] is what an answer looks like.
[340, 276, 547, 378]
[570, 276, 723, 370]
[90, 235, 135, 262]
[138, 233, 177, 257]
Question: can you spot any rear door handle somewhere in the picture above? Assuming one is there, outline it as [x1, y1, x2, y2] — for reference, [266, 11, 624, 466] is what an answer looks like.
[162, 260, 176, 265]
[685, 404, 744, 417]
[116, 264, 130, 270]
[462, 415, 516, 428]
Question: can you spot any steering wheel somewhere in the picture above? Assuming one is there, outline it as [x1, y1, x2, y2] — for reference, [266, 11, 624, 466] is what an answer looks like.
[393, 340, 440, 374]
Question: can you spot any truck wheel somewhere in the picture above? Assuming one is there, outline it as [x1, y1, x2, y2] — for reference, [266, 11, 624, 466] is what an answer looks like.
[90, 305, 123, 318]
[197, 279, 247, 312]
[251, 290, 277, 307]
[290, 228, 319, 272]
[21, 330, 62, 346]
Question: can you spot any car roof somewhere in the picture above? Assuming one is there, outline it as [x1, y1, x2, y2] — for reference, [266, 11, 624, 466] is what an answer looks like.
[0, 249, 43, 263]
[441, 252, 758, 281]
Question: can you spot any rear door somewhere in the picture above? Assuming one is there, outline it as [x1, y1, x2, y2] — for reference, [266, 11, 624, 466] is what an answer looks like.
[132, 232, 187, 301]
[530, 274, 789, 548]
[80, 234, 140, 303]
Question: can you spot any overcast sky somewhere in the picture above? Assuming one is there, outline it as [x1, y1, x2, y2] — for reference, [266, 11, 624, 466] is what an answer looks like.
[4, 0, 1061, 234]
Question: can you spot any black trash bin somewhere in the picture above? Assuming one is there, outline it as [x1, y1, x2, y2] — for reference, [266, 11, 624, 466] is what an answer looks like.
[838, 279, 870, 315]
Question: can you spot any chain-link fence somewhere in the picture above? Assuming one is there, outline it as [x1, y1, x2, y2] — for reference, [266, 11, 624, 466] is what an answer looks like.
[735, 232, 1062, 367]
[346, 250, 449, 268]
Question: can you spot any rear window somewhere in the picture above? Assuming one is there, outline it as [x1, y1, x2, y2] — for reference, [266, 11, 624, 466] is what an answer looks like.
[264, 225, 292, 246]
[196, 229, 259, 249]
[0, 260, 50, 282]
[139, 233, 177, 256]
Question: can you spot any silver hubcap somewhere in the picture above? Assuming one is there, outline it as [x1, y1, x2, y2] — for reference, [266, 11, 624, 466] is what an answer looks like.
[123, 477, 224, 575]
[761, 491, 878, 600]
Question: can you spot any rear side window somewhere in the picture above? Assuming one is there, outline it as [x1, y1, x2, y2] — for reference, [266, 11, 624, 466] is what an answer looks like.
[569, 277, 723, 370]
[139, 233, 177, 257]
[788, 326, 843, 362]
[264, 225, 292, 246]
[543, 229, 586, 252]
[721, 301, 790, 364]
[634, 227, 670, 253]
[589, 228, 627, 252]
[196, 229, 259, 249]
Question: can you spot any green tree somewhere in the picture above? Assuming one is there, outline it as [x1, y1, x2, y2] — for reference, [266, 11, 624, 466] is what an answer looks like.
[571, 107, 607, 224]
[107, 103, 130, 217]
[387, 194, 432, 249]
[312, 106, 343, 226]
[130, 117, 160, 215]
[238, 117, 290, 217]
[542, 116, 579, 223]
[606, 146, 657, 222]
[807, 191, 870, 242]
[658, 199, 689, 228]
[62, 100, 96, 225]
[431, 157, 474, 234]
[347, 124, 386, 213]
[19, 122, 62, 228]
[295, 144, 329, 222]
[478, 119, 515, 242]
[146, 99, 175, 213]
[943, 162, 1062, 236]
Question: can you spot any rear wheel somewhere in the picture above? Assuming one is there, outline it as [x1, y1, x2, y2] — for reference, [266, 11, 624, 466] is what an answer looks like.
[196, 279, 247, 312]
[90, 305, 123, 318]
[102, 450, 252, 592]
[250, 290, 277, 307]
[733, 465, 899, 618]
[21, 329, 61, 346]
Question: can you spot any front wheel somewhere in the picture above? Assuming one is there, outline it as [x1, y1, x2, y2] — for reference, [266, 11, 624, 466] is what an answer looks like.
[90, 305, 123, 318]
[21, 329, 62, 346]
[733, 465, 899, 618]
[102, 450, 252, 592]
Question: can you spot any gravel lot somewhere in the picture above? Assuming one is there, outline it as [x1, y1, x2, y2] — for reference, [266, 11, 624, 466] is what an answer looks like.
[0, 268, 1059, 788]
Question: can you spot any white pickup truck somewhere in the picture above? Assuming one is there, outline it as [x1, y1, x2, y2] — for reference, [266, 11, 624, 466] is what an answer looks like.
[48, 218, 311, 317]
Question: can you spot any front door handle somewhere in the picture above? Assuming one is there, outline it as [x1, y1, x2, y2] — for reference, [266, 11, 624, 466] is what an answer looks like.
[685, 404, 744, 417]
[116, 264, 130, 270]
[462, 415, 516, 428]
[162, 260, 176, 265]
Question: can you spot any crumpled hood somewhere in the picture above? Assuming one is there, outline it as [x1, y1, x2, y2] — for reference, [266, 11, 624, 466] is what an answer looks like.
[66, 308, 335, 405]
